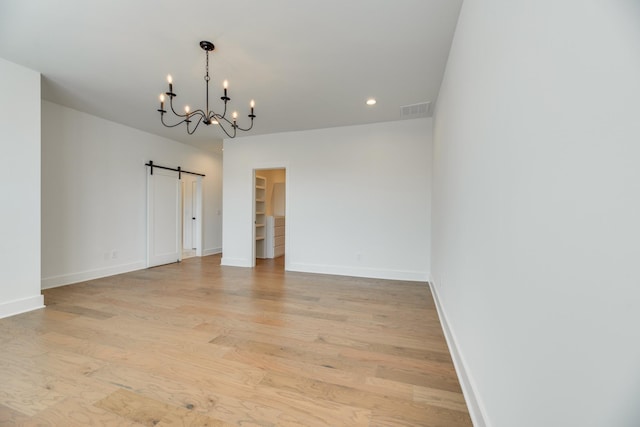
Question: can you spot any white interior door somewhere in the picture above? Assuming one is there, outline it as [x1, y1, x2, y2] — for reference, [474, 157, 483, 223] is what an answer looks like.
[147, 167, 182, 267]
[182, 175, 199, 257]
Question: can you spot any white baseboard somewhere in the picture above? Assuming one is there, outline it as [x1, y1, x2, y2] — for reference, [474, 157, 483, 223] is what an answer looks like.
[0, 294, 45, 319]
[429, 280, 490, 427]
[288, 262, 428, 282]
[220, 257, 252, 267]
[182, 249, 197, 259]
[41, 261, 147, 290]
[203, 247, 222, 256]
[43, 250, 223, 290]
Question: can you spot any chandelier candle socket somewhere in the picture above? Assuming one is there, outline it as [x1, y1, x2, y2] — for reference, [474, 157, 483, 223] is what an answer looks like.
[157, 41, 255, 138]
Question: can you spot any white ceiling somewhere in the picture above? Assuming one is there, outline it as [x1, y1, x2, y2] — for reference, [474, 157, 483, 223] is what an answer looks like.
[0, 0, 462, 152]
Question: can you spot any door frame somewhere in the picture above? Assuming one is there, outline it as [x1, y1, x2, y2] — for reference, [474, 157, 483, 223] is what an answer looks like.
[181, 175, 204, 259]
[194, 176, 204, 257]
[252, 165, 289, 269]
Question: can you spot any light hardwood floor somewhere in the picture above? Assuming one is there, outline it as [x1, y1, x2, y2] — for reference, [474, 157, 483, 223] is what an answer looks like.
[0, 255, 471, 426]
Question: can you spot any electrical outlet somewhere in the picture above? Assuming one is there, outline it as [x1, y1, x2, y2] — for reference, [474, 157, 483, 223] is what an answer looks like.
[111, 250, 118, 259]
[356, 252, 362, 262]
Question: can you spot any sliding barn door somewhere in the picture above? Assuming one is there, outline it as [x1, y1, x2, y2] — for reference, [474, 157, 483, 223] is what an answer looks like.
[147, 167, 182, 267]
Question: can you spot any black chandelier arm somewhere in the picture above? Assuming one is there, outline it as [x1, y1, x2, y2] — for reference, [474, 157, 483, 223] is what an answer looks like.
[219, 100, 229, 119]
[188, 109, 207, 120]
[168, 96, 182, 117]
[160, 106, 207, 130]
[207, 109, 229, 123]
[186, 115, 205, 135]
[209, 112, 255, 137]
[167, 95, 209, 125]
[234, 118, 255, 132]
[226, 113, 255, 132]
[161, 106, 253, 136]
[211, 112, 231, 126]
[210, 114, 237, 138]
[215, 112, 254, 129]
[160, 112, 190, 128]
[168, 95, 190, 119]
[217, 124, 237, 139]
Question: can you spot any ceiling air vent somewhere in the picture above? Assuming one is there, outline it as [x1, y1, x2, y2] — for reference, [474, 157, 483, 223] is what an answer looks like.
[400, 102, 431, 119]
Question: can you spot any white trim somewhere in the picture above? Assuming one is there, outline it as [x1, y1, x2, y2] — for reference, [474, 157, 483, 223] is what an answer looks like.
[41, 261, 146, 290]
[218, 259, 428, 281]
[250, 162, 290, 271]
[195, 176, 204, 257]
[252, 170, 259, 267]
[429, 279, 490, 427]
[0, 295, 45, 319]
[182, 249, 197, 260]
[220, 257, 252, 267]
[203, 247, 222, 256]
[288, 262, 428, 282]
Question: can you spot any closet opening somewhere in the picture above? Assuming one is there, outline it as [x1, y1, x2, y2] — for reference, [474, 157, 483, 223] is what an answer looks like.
[253, 168, 286, 269]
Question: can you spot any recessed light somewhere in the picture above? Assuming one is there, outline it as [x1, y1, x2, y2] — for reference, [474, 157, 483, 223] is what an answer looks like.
[366, 98, 377, 106]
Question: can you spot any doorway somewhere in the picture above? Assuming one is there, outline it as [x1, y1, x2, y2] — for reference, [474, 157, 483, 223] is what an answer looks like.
[181, 174, 203, 259]
[146, 163, 203, 268]
[253, 168, 286, 268]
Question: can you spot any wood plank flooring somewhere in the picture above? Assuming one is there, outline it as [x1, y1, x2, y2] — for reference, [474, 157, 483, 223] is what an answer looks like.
[0, 255, 471, 426]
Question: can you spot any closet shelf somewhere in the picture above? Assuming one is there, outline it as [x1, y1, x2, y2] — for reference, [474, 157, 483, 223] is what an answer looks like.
[255, 175, 267, 258]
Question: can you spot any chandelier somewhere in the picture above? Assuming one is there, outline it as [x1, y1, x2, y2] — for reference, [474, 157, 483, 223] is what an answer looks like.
[157, 41, 255, 138]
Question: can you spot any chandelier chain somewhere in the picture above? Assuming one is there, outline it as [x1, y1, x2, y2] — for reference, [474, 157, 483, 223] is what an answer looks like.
[204, 51, 210, 82]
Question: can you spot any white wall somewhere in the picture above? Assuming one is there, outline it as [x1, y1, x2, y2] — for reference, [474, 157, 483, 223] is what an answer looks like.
[0, 58, 44, 318]
[432, 1, 640, 426]
[41, 101, 223, 288]
[222, 118, 431, 281]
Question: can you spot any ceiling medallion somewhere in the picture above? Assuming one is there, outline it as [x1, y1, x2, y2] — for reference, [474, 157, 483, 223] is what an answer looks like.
[157, 41, 255, 138]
